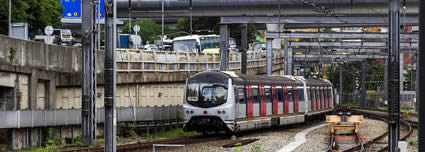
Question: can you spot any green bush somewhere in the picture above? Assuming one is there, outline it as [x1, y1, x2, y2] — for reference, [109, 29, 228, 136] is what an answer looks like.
[251, 142, 262, 152]
[74, 136, 82, 146]
[123, 123, 138, 137]
[97, 138, 104, 145]
[233, 142, 243, 152]
[409, 140, 415, 146]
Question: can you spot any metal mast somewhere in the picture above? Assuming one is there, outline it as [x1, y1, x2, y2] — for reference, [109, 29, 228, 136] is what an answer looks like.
[388, 0, 401, 151]
[418, 0, 425, 151]
[104, 0, 117, 151]
[81, 0, 97, 146]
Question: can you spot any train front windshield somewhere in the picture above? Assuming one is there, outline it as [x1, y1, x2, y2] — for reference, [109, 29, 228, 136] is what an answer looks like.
[186, 83, 228, 108]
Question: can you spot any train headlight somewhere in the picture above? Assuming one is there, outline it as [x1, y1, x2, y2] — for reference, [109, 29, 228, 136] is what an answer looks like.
[203, 111, 208, 114]
[217, 111, 221, 114]
[222, 110, 226, 114]
[190, 110, 193, 114]
[186, 110, 190, 114]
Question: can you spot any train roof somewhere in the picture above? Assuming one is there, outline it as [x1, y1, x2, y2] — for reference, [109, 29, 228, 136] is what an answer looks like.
[189, 71, 332, 87]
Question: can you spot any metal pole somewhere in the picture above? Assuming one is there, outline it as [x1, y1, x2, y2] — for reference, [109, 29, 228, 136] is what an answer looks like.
[400, 52, 404, 91]
[418, 0, 425, 151]
[284, 39, 289, 75]
[416, 52, 420, 112]
[241, 24, 247, 74]
[104, 0, 117, 151]
[288, 47, 293, 75]
[8, 0, 11, 36]
[339, 64, 343, 105]
[81, 0, 96, 146]
[161, 0, 164, 50]
[219, 24, 229, 71]
[266, 38, 273, 75]
[361, 61, 366, 107]
[385, 58, 389, 103]
[388, 0, 401, 151]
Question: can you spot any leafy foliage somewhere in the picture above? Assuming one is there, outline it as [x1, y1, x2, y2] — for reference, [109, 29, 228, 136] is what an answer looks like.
[121, 19, 174, 44]
[250, 142, 262, 152]
[0, 0, 63, 37]
[233, 142, 243, 152]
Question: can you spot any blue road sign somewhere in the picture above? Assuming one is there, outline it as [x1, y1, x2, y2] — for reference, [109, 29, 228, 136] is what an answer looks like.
[61, 0, 105, 18]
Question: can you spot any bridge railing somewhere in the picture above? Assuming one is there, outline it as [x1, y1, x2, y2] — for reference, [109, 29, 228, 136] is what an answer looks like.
[116, 49, 284, 73]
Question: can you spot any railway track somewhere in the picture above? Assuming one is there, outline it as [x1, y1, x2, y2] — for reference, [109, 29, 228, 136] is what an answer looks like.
[336, 106, 415, 152]
[63, 134, 225, 152]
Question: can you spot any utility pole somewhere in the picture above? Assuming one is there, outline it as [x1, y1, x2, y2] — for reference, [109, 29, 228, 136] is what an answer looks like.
[266, 38, 273, 75]
[104, 0, 117, 151]
[417, 0, 425, 151]
[81, 0, 97, 146]
[8, 0, 11, 36]
[361, 61, 366, 107]
[388, 0, 401, 151]
[219, 24, 229, 71]
[241, 24, 247, 74]
[339, 64, 343, 105]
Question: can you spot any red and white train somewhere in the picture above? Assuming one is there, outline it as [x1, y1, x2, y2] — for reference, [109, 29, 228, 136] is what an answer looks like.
[183, 71, 334, 133]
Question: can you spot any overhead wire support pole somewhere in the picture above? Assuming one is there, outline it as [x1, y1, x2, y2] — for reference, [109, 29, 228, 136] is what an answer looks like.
[361, 61, 366, 108]
[241, 24, 247, 74]
[388, 0, 401, 151]
[266, 38, 273, 76]
[81, 0, 97, 146]
[8, 0, 11, 36]
[104, 0, 117, 151]
[219, 24, 229, 71]
[339, 64, 343, 105]
[418, 0, 425, 151]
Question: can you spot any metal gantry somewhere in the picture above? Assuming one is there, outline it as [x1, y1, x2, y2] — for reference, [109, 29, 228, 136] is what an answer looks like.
[81, 0, 97, 146]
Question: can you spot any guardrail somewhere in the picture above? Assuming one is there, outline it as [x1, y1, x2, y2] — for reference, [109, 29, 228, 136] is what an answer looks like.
[0, 105, 182, 129]
[116, 49, 284, 73]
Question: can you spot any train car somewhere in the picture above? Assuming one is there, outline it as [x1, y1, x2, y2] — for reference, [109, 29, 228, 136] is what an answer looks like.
[183, 71, 334, 133]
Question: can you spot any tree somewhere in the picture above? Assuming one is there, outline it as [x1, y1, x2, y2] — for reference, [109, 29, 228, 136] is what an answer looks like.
[0, 0, 30, 35]
[122, 19, 172, 44]
[0, 0, 63, 37]
[27, 0, 64, 37]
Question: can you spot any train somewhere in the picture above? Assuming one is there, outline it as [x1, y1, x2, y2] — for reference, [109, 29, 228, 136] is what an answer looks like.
[183, 71, 334, 133]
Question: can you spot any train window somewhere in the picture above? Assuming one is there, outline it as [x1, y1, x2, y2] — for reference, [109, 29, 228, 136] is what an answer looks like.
[288, 89, 293, 102]
[252, 88, 259, 103]
[186, 82, 228, 108]
[186, 83, 199, 102]
[238, 88, 246, 104]
[277, 88, 283, 102]
[265, 88, 271, 103]
[298, 89, 304, 101]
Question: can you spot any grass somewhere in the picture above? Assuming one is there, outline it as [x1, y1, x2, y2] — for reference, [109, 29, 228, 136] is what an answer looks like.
[141, 128, 198, 141]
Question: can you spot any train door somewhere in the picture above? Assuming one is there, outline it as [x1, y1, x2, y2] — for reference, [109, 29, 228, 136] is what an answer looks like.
[310, 87, 315, 111]
[259, 85, 266, 116]
[245, 85, 253, 118]
[315, 87, 320, 110]
[272, 86, 278, 115]
[265, 87, 272, 115]
[252, 87, 260, 117]
[288, 87, 294, 114]
[277, 87, 284, 114]
[283, 86, 289, 114]
[237, 88, 246, 118]
[324, 87, 328, 109]
[293, 86, 299, 114]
